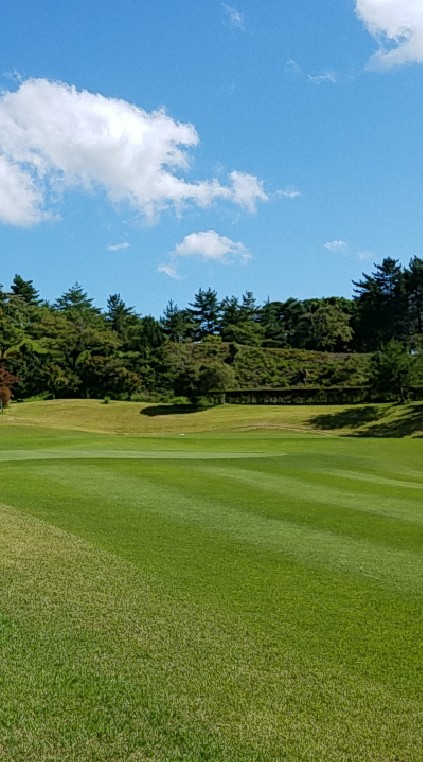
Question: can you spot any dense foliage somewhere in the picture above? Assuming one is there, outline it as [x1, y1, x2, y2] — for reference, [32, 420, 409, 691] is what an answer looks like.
[1, 256, 423, 403]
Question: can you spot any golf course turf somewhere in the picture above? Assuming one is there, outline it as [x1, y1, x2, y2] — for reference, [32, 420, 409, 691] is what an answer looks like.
[0, 401, 422, 761]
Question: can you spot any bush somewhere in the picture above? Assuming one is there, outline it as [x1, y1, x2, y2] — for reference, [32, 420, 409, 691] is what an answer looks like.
[174, 361, 236, 405]
[370, 341, 419, 401]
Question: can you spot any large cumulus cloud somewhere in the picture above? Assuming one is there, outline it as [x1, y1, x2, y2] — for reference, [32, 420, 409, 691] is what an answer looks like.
[0, 78, 267, 226]
[356, 0, 423, 69]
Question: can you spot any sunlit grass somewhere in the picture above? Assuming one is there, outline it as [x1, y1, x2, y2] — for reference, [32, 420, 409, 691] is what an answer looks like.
[3, 397, 423, 437]
[0, 406, 422, 760]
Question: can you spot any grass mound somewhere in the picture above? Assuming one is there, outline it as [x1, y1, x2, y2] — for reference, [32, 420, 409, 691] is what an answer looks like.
[2, 397, 423, 436]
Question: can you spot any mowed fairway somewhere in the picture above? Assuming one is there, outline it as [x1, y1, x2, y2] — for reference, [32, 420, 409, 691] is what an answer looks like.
[0, 403, 422, 761]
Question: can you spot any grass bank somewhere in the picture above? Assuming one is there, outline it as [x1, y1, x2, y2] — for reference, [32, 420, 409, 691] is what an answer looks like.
[2, 397, 423, 436]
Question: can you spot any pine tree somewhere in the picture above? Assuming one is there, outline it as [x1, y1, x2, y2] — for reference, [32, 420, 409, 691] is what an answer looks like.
[11, 274, 41, 305]
[189, 288, 220, 339]
[353, 258, 408, 350]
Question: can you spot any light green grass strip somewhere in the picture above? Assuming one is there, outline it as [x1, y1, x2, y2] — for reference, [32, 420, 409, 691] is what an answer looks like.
[39, 461, 423, 595]
[0, 448, 280, 461]
[196, 463, 423, 523]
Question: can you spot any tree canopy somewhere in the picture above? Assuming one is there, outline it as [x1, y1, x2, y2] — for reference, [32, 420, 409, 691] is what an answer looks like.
[1, 259, 423, 404]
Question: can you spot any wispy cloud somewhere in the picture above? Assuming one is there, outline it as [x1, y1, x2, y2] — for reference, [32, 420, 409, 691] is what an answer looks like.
[222, 3, 245, 30]
[276, 187, 302, 200]
[107, 241, 130, 252]
[285, 60, 338, 85]
[324, 240, 348, 252]
[324, 240, 375, 261]
[0, 78, 267, 227]
[356, 0, 423, 69]
[159, 230, 251, 278]
[157, 262, 179, 279]
[308, 71, 337, 85]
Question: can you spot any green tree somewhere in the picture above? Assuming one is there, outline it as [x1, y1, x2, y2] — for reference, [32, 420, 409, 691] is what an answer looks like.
[35, 308, 119, 374]
[126, 316, 165, 358]
[219, 295, 242, 330]
[240, 290, 258, 322]
[304, 301, 353, 351]
[78, 355, 142, 399]
[11, 274, 41, 305]
[279, 298, 309, 348]
[370, 341, 417, 402]
[161, 300, 194, 342]
[174, 360, 235, 404]
[221, 321, 265, 346]
[37, 362, 81, 399]
[353, 258, 408, 350]
[221, 291, 258, 321]
[189, 288, 220, 339]
[405, 256, 423, 336]
[259, 300, 287, 348]
[105, 293, 138, 343]
[0, 289, 29, 360]
[55, 282, 100, 316]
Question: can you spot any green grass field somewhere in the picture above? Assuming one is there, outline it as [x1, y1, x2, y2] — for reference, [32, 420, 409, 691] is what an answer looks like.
[1, 401, 422, 761]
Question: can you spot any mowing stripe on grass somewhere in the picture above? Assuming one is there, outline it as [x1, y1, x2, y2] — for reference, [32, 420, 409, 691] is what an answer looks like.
[194, 463, 423, 524]
[9, 457, 422, 595]
[0, 449, 283, 462]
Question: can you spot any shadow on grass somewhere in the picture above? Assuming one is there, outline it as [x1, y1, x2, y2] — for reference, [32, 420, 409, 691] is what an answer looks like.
[141, 404, 203, 417]
[308, 403, 423, 438]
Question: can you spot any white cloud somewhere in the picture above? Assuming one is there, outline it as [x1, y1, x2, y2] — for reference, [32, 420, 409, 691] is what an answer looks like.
[157, 262, 179, 279]
[0, 78, 267, 226]
[107, 241, 130, 252]
[174, 230, 251, 261]
[324, 242, 374, 260]
[0, 154, 46, 226]
[227, 170, 267, 212]
[324, 240, 348, 252]
[356, 0, 423, 69]
[222, 3, 245, 30]
[285, 60, 338, 84]
[276, 187, 302, 199]
[308, 72, 337, 84]
[159, 230, 251, 278]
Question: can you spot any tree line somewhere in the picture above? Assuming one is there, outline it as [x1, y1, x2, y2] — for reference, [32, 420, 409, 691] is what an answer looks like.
[1, 256, 423, 404]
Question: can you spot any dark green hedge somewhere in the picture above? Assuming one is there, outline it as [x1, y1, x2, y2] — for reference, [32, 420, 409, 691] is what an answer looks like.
[209, 384, 423, 405]
[210, 386, 368, 405]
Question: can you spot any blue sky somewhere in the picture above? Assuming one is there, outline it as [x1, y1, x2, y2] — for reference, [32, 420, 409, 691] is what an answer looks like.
[1, 0, 423, 315]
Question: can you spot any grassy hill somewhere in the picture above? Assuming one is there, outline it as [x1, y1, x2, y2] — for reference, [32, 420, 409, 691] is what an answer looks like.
[2, 397, 423, 437]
